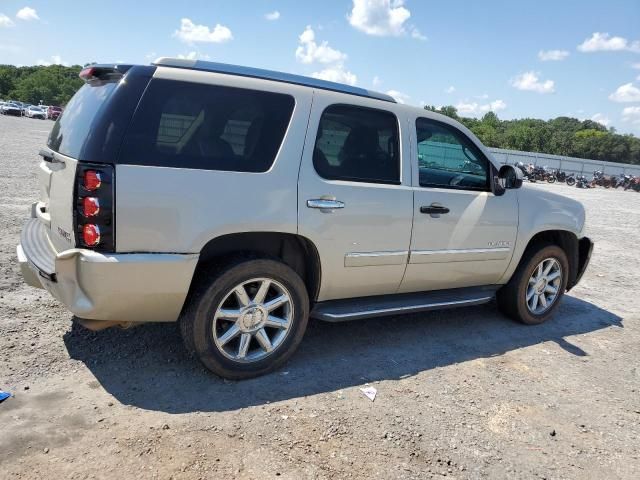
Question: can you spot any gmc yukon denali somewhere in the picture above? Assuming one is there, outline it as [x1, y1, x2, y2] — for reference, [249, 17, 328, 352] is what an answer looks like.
[17, 59, 593, 379]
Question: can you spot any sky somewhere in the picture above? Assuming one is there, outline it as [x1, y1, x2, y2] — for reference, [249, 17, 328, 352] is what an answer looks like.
[1, 0, 640, 135]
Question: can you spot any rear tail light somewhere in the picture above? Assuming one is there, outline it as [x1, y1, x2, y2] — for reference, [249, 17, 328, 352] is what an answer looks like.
[82, 197, 100, 217]
[82, 224, 101, 246]
[83, 170, 102, 190]
[74, 164, 114, 251]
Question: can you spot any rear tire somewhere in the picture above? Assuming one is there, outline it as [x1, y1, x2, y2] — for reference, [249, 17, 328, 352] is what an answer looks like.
[179, 257, 309, 379]
[497, 244, 569, 325]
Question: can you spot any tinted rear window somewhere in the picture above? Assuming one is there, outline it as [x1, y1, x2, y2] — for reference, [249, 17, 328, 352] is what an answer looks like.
[47, 66, 155, 162]
[48, 82, 118, 158]
[119, 79, 295, 172]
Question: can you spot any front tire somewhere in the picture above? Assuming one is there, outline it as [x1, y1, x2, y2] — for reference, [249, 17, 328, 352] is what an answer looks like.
[180, 258, 309, 379]
[497, 244, 569, 325]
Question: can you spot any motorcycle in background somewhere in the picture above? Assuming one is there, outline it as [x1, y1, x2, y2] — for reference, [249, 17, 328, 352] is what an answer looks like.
[553, 169, 567, 183]
[575, 175, 591, 188]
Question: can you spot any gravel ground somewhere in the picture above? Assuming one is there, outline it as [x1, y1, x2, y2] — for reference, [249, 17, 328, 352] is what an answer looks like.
[0, 114, 639, 479]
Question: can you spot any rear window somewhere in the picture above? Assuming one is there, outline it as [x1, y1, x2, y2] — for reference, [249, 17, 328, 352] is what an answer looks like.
[119, 79, 295, 172]
[48, 82, 117, 158]
[47, 66, 155, 162]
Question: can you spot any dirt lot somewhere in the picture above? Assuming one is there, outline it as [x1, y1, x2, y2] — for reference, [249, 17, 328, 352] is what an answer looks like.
[0, 113, 639, 479]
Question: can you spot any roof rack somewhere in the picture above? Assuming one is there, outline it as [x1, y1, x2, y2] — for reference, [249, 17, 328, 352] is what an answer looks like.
[153, 57, 397, 103]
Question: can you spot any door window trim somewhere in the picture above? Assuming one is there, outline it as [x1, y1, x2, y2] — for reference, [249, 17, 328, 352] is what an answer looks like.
[414, 117, 491, 192]
[312, 103, 402, 186]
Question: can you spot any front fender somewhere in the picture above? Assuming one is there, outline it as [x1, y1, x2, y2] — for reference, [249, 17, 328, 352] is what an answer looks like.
[498, 185, 585, 284]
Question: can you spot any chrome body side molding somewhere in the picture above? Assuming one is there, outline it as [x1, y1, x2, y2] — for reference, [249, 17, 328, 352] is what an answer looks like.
[344, 250, 409, 267]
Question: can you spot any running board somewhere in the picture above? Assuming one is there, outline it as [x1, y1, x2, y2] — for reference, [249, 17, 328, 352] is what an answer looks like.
[311, 286, 498, 322]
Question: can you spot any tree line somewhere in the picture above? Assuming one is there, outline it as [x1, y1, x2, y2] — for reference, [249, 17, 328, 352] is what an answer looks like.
[425, 106, 640, 165]
[0, 64, 84, 106]
[0, 64, 638, 164]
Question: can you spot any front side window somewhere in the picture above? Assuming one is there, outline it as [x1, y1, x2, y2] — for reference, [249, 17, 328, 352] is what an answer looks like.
[120, 79, 295, 172]
[416, 118, 489, 191]
[313, 104, 400, 184]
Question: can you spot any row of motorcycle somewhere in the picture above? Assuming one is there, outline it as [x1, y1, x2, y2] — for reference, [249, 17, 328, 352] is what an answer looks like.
[515, 163, 640, 191]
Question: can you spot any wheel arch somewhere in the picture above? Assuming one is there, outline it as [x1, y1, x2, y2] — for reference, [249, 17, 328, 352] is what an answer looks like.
[519, 229, 580, 290]
[190, 231, 322, 303]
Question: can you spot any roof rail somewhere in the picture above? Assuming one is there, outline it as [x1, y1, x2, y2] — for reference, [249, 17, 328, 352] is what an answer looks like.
[153, 57, 397, 103]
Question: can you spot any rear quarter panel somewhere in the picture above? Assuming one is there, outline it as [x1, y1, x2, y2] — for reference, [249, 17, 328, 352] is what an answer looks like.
[115, 68, 313, 253]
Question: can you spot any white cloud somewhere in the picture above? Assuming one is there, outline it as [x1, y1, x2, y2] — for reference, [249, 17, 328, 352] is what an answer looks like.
[622, 106, 640, 125]
[173, 18, 233, 44]
[312, 65, 357, 86]
[386, 89, 410, 104]
[410, 28, 427, 41]
[16, 7, 39, 21]
[265, 11, 280, 21]
[372, 75, 381, 87]
[296, 26, 347, 64]
[177, 51, 210, 61]
[0, 13, 14, 27]
[577, 32, 640, 53]
[590, 113, 610, 127]
[511, 71, 555, 94]
[37, 55, 68, 66]
[632, 63, 640, 70]
[445, 85, 456, 94]
[538, 49, 569, 61]
[608, 83, 640, 103]
[348, 0, 410, 37]
[455, 99, 506, 116]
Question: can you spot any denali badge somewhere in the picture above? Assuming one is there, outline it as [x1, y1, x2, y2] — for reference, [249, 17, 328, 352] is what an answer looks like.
[488, 240, 512, 248]
[57, 226, 73, 244]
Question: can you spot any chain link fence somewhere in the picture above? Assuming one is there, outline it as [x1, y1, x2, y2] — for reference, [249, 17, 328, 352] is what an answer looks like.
[489, 147, 640, 177]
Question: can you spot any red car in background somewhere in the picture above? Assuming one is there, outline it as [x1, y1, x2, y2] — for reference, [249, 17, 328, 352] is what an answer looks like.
[47, 106, 63, 120]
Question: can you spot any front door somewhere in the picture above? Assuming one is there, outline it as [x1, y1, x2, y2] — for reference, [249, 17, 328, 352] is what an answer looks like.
[297, 93, 413, 301]
[400, 116, 518, 293]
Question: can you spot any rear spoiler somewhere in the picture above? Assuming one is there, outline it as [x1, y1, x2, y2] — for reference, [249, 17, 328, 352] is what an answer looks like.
[79, 64, 133, 83]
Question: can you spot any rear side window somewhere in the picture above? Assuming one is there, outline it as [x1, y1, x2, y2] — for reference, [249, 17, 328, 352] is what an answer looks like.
[119, 79, 295, 172]
[313, 104, 400, 184]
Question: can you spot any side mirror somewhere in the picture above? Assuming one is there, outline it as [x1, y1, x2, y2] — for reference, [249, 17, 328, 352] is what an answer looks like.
[494, 164, 523, 195]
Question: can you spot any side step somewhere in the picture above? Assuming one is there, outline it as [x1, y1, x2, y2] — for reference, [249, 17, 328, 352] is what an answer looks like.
[311, 286, 498, 322]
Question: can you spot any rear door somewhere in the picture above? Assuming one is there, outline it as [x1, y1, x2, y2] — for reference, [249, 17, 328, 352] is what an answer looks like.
[297, 92, 413, 301]
[399, 116, 518, 293]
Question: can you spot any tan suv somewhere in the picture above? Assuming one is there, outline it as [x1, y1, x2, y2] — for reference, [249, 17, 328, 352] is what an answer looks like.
[17, 58, 593, 379]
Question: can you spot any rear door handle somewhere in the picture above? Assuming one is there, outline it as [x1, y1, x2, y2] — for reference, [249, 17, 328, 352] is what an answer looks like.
[307, 199, 345, 211]
[420, 205, 450, 215]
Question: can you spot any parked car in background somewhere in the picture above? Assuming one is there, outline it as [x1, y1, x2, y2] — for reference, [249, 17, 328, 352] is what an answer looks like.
[48, 105, 63, 120]
[25, 105, 47, 119]
[17, 59, 593, 379]
[2, 102, 23, 116]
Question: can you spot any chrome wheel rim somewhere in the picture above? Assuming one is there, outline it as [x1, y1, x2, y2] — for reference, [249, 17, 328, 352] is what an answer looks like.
[212, 278, 293, 363]
[526, 258, 562, 315]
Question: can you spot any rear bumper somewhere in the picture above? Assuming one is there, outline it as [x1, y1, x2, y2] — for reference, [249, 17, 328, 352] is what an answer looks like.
[17, 218, 198, 323]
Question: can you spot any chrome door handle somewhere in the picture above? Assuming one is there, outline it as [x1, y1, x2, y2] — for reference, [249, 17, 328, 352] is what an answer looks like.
[307, 199, 345, 210]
